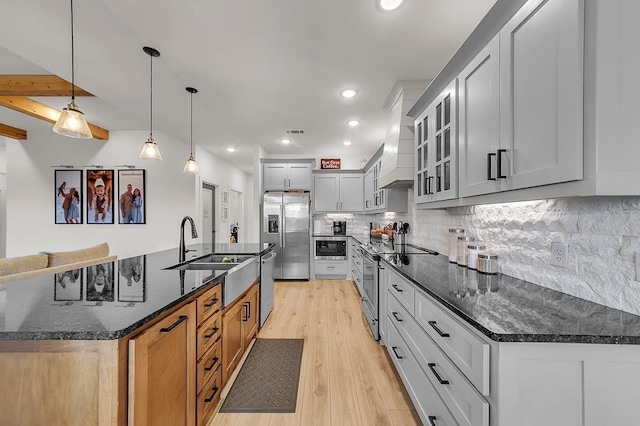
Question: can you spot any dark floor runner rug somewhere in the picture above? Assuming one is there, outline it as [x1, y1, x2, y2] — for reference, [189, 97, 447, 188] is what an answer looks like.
[219, 338, 305, 413]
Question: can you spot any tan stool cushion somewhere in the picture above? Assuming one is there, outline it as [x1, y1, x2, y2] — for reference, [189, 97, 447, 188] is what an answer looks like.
[42, 242, 110, 267]
[0, 254, 49, 277]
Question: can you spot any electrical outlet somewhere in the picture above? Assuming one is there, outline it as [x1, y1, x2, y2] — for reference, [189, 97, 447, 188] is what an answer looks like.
[550, 242, 568, 267]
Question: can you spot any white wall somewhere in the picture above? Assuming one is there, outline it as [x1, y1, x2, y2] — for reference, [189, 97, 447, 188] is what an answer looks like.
[0, 138, 6, 258]
[264, 152, 370, 170]
[6, 130, 253, 259]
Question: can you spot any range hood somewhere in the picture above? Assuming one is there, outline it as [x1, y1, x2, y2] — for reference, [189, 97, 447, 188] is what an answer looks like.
[378, 80, 430, 189]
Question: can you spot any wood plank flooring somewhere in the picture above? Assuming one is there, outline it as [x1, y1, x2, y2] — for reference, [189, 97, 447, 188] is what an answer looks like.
[209, 280, 421, 426]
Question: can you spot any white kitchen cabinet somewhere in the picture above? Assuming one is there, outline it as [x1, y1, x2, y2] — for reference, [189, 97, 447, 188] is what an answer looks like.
[263, 162, 312, 191]
[415, 80, 458, 203]
[364, 168, 375, 211]
[313, 173, 363, 213]
[364, 153, 408, 213]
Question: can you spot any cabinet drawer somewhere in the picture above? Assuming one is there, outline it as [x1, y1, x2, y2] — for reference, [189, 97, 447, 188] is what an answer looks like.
[315, 260, 347, 275]
[387, 268, 415, 316]
[389, 296, 489, 426]
[197, 337, 222, 394]
[197, 309, 221, 360]
[197, 283, 221, 326]
[197, 366, 222, 426]
[387, 319, 458, 426]
[415, 290, 490, 395]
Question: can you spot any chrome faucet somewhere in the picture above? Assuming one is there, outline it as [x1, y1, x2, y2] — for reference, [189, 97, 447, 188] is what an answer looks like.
[179, 216, 198, 263]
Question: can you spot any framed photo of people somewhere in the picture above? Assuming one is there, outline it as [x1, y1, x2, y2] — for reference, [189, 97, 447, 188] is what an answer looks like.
[87, 169, 114, 224]
[118, 256, 146, 303]
[117, 169, 146, 224]
[55, 169, 83, 224]
[54, 269, 83, 301]
[86, 262, 115, 302]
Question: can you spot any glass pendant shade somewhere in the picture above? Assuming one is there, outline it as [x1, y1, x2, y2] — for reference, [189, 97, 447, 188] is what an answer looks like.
[53, 101, 92, 139]
[139, 136, 162, 160]
[183, 155, 199, 174]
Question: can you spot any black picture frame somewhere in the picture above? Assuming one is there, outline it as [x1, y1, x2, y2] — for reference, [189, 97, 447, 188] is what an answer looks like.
[86, 262, 115, 302]
[118, 256, 146, 303]
[54, 169, 83, 224]
[87, 169, 114, 224]
[54, 269, 83, 301]
[117, 169, 146, 224]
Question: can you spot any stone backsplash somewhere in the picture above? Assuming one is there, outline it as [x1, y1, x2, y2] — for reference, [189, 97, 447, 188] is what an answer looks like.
[316, 191, 640, 315]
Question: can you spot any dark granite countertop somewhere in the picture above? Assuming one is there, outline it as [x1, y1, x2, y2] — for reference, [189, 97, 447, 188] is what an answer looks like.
[351, 236, 640, 344]
[0, 243, 272, 341]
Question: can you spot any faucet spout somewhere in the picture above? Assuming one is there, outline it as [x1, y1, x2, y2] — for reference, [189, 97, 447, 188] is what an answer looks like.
[179, 216, 198, 263]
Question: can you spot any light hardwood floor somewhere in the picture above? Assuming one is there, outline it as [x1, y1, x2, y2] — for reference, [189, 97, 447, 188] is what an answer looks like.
[209, 280, 421, 426]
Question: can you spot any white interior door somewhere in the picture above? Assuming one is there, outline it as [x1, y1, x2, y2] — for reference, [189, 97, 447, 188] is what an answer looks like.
[229, 189, 242, 243]
[201, 183, 215, 244]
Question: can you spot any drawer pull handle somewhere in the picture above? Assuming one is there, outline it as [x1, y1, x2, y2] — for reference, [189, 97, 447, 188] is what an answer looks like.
[428, 363, 449, 385]
[428, 416, 438, 426]
[392, 312, 403, 322]
[160, 315, 187, 333]
[204, 297, 219, 307]
[391, 284, 403, 293]
[204, 386, 219, 403]
[428, 321, 450, 337]
[204, 327, 219, 339]
[204, 357, 219, 371]
[391, 346, 403, 359]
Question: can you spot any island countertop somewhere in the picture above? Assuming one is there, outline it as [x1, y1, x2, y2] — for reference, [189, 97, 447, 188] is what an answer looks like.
[0, 243, 272, 341]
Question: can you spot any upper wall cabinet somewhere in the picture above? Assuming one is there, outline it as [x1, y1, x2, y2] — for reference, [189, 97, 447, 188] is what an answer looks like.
[364, 154, 408, 213]
[314, 173, 364, 213]
[263, 162, 312, 191]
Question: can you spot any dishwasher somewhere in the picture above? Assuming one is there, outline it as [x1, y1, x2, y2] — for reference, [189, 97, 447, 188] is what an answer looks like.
[260, 249, 277, 326]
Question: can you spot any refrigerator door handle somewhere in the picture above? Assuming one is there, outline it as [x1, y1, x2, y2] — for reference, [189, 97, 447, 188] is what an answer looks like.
[281, 204, 286, 248]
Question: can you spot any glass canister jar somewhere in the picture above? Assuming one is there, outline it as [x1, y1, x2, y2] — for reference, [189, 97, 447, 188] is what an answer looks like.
[478, 253, 499, 274]
[448, 228, 465, 263]
[457, 236, 475, 266]
[467, 243, 486, 270]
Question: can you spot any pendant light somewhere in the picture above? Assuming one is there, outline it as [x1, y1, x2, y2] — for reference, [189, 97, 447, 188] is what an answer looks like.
[139, 46, 162, 160]
[52, 0, 92, 139]
[183, 87, 199, 174]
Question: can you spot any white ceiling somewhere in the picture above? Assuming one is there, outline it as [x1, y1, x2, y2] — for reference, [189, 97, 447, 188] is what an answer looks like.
[0, 0, 496, 173]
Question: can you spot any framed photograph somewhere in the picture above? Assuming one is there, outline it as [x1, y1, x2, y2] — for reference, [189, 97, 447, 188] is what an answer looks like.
[221, 191, 229, 205]
[117, 169, 146, 224]
[55, 169, 83, 224]
[221, 205, 228, 221]
[118, 256, 146, 303]
[54, 269, 83, 301]
[86, 262, 115, 302]
[87, 170, 114, 224]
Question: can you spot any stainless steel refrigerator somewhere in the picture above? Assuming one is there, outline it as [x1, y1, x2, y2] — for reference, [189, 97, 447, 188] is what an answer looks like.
[262, 192, 310, 279]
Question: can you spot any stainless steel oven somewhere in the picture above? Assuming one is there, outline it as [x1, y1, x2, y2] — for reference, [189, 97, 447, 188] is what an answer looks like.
[361, 248, 379, 340]
[314, 236, 348, 260]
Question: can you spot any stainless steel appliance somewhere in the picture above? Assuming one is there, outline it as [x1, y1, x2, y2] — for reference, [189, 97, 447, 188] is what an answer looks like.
[314, 236, 347, 260]
[262, 192, 310, 279]
[361, 247, 380, 340]
[332, 221, 346, 235]
[260, 249, 276, 326]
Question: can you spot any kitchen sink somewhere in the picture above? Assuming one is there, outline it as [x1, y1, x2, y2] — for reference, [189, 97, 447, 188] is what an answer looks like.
[167, 262, 238, 271]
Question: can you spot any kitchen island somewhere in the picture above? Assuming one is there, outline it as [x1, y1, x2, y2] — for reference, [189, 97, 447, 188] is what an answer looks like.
[0, 243, 271, 426]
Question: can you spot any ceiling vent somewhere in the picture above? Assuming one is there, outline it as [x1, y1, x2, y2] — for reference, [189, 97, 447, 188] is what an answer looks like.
[285, 129, 305, 135]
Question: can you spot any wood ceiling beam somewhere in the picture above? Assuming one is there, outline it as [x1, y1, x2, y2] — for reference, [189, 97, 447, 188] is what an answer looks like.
[0, 96, 109, 140]
[0, 75, 93, 97]
[0, 123, 27, 140]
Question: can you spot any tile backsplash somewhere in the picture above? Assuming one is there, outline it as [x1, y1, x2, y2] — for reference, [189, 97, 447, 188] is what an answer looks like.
[316, 191, 640, 315]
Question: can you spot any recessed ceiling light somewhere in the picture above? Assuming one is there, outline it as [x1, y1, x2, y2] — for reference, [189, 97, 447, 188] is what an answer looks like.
[347, 120, 360, 127]
[379, 0, 404, 11]
[281, 138, 291, 144]
[341, 89, 358, 98]
[343, 141, 352, 146]
[226, 147, 236, 152]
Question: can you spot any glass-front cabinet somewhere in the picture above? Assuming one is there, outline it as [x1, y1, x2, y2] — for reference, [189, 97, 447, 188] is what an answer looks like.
[415, 80, 457, 203]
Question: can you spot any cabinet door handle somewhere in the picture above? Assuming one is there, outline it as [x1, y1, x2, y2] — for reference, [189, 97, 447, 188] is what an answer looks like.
[391, 284, 403, 293]
[391, 346, 403, 359]
[428, 320, 450, 337]
[392, 312, 403, 322]
[205, 386, 219, 403]
[497, 149, 507, 179]
[247, 301, 251, 319]
[428, 416, 438, 426]
[204, 327, 219, 339]
[487, 152, 496, 180]
[204, 297, 219, 307]
[428, 363, 450, 385]
[204, 357, 219, 371]
[160, 315, 187, 333]
[242, 302, 249, 322]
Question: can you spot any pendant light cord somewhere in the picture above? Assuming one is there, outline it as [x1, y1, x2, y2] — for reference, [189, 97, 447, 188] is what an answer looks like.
[149, 52, 153, 138]
[190, 91, 194, 156]
[70, 0, 76, 101]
